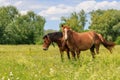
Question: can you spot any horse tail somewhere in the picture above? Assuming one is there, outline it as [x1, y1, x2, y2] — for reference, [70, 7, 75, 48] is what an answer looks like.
[97, 34, 115, 53]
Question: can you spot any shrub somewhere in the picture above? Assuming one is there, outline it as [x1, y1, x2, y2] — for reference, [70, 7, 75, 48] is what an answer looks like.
[115, 36, 120, 45]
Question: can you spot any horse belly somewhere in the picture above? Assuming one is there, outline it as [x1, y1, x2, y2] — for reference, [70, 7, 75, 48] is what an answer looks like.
[78, 40, 93, 51]
[79, 45, 91, 51]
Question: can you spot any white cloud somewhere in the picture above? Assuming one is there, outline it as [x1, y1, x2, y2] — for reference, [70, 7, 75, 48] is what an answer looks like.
[39, 1, 120, 21]
[95, 1, 120, 10]
[14, 1, 23, 7]
[20, 10, 28, 15]
[29, 5, 48, 10]
[0, 0, 10, 6]
[76, 1, 120, 12]
[39, 4, 73, 16]
[0, 0, 120, 21]
[75, 1, 96, 12]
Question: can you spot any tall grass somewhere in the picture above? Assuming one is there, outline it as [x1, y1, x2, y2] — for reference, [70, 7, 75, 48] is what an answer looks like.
[0, 45, 120, 80]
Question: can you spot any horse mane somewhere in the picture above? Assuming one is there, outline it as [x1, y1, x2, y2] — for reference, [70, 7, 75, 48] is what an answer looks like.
[43, 32, 63, 42]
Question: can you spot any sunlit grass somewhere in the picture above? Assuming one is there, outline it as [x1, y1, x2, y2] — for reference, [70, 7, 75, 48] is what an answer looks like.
[0, 45, 120, 80]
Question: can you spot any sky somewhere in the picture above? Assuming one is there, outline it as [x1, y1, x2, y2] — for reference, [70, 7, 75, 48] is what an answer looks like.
[0, 0, 120, 30]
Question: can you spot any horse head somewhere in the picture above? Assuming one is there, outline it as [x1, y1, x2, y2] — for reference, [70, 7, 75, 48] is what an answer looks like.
[42, 35, 54, 50]
[61, 25, 72, 41]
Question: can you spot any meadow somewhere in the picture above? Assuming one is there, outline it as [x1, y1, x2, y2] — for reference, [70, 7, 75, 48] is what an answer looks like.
[0, 45, 120, 80]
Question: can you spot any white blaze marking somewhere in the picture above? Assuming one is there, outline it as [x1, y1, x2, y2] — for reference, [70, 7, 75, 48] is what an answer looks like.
[64, 28, 68, 40]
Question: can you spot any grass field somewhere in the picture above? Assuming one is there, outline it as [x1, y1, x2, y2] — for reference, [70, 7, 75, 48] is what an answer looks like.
[0, 45, 120, 80]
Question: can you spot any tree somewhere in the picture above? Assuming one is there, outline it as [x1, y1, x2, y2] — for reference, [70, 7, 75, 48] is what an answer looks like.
[60, 10, 87, 32]
[4, 11, 45, 44]
[0, 6, 45, 44]
[89, 9, 120, 41]
[0, 6, 18, 43]
[115, 36, 120, 45]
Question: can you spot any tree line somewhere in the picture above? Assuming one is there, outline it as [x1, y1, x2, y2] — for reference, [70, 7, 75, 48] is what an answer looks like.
[0, 6, 45, 44]
[0, 6, 120, 44]
[60, 9, 120, 44]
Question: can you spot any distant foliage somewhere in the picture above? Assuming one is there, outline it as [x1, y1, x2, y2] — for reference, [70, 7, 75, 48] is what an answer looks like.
[60, 9, 120, 42]
[115, 36, 120, 45]
[0, 6, 45, 44]
[89, 9, 120, 41]
[44, 29, 58, 35]
[60, 10, 87, 32]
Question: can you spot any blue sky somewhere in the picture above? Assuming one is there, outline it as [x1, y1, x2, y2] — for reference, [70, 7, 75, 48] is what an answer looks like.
[0, 0, 120, 30]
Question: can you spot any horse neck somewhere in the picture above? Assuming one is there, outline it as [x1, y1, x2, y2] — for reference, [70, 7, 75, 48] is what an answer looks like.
[67, 30, 76, 43]
[51, 38, 63, 47]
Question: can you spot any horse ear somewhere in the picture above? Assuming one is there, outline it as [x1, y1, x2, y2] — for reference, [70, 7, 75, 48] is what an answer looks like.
[61, 24, 64, 27]
[43, 35, 47, 39]
[61, 25, 65, 30]
[47, 35, 49, 39]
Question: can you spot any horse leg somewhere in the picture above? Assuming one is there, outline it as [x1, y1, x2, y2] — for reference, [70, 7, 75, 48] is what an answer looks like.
[66, 49, 70, 60]
[71, 51, 76, 60]
[90, 45, 95, 58]
[95, 44, 100, 54]
[76, 50, 80, 59]
[60, 50, 64, 62]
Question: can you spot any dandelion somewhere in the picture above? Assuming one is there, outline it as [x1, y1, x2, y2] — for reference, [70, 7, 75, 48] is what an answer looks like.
[49, 68, 54, 75]
[1, 76, 5, 80]
[16, 77, 19, 80]
[9, 72, 13, 77]
[35, 74, 38, 77]
[8, 78, 10, 80]
[8, 71, 14, 80]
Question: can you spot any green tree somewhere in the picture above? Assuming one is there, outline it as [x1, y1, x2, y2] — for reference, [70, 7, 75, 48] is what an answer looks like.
[4, 11, 45, 44]
[89, 9, 120, 41]
[0, 6, 18, 43]
[60, 10, 87, 32]
[0, 6, 45, 44]
[115, 36, 120, 45]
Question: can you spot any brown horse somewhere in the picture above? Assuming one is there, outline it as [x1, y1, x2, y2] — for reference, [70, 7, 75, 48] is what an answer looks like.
[61, 25, 115, 59]
[42, 32, 75, 61]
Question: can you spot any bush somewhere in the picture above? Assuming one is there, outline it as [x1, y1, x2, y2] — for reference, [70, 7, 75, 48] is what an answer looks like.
[115, 36, 120, 45]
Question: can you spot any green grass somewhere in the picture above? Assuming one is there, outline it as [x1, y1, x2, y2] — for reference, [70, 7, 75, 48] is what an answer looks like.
[0, 45, 120, 80]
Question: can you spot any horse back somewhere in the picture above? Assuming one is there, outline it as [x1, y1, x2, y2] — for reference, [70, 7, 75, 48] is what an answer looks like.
[73, 31, 95, 42]
[70, 31, 96, 50]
